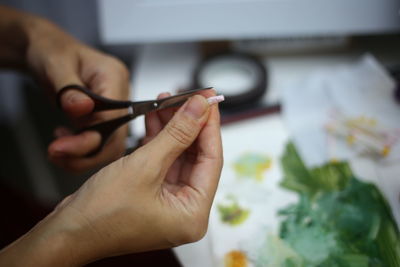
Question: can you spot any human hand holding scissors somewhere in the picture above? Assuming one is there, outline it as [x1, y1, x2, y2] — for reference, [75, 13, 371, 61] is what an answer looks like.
[54, 85, 216, 156]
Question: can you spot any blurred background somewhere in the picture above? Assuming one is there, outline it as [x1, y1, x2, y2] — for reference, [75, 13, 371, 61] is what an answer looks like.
[0, 0, 399, 266]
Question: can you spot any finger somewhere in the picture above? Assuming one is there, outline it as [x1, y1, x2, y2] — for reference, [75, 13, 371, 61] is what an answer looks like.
[140, 95, 211, 180]
[48, 54, 129, 173]
[48, 131, 101, 158]
[156, 92, 176, 125]
[145, 92, 169, 138]
[50, 147, 114, 174]
[77, 57, 130, 127]
[82, 55, 129, 101]
[46, 61, 94, 118]
[60, 89, 94, 118]
[157, 89, 216, 126]
[49, 129, 126, 173]
[186, 103, 223, 202]
[51, 154, 104, 174]
[54, 126, 73, 138]
[144, 111, 162, 141]
[197, 88, 217, 99]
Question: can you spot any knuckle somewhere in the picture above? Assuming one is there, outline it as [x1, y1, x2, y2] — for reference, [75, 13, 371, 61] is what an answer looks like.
[118, 62, 129, 78]
[44, 58, 63, 76]
[165, 120, 195, 147]
[107, 56, 129, 77]
[44, 56, 59, 68]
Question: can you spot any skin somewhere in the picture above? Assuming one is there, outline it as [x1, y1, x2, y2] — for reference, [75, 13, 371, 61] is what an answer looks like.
[0, 91, 223, 266]
[0, 6, 223, 266]
[0, 5, 130, 173]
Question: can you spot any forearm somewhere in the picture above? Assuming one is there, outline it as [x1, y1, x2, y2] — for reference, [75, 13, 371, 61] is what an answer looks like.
[0, 5, 71, 71]
[0, 6, 34, 70]
[0, 206, 102, 267]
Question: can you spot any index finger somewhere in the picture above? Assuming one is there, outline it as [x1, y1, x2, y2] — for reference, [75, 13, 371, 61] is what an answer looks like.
[187, 97, 223, 204]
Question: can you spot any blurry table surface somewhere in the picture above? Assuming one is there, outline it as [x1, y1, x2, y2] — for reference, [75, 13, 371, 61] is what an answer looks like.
[129, 39, 400, 143]
[129, 40, 400, 267]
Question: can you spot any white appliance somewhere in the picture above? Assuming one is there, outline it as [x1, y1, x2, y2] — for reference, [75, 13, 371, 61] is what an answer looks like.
[99, 0, 400, 44]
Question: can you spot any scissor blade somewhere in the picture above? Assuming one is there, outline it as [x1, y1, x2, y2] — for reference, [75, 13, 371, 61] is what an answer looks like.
[133, 87, 212, 115]
[158, 87, 213, 109]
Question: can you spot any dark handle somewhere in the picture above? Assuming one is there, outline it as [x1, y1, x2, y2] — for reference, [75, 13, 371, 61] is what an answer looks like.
[56, 84, 135, 157]
[78, 114, 135, 157]
[57, 84, 133, 111]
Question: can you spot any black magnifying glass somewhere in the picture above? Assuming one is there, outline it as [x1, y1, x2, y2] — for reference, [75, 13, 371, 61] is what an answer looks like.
[193, 53, 267, 110]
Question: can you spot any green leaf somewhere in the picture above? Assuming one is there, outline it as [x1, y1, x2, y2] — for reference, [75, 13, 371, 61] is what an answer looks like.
[273, 142, 400, 267]
[280, 143, 315, 195]
[280, 143, 353, 196]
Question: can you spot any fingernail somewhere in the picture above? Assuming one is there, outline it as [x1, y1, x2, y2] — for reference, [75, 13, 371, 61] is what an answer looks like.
[158, 92, 171, 99]
[207, 95, 225, 105]
[68, 92, 87, 104]
[183, 95, 208, 119]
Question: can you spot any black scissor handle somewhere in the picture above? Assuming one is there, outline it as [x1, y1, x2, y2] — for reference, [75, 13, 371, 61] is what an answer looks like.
[55, 85, 213, 157]
[77, 114, 135, 157]
[56, 84, 134, 157]
[57, 84, 132, 111]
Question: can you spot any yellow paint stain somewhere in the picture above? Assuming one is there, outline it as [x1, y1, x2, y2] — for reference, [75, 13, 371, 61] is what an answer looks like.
[224, 250, 248, 267]
[346, 135, 356, 145]
[382, 146, 391, 157]
[233, 153, 272, 182]
[346, 116, 377, 128]
[217, 200, 250, 226]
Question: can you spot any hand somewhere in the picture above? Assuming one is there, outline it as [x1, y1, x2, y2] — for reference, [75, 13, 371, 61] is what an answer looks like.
[0, 90, 223, 266]
[25, 17, 130, 172]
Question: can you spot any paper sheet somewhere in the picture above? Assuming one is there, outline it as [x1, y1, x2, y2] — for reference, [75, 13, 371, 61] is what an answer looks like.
[282, 54, 400, 227]
[209, 114, 294, 266]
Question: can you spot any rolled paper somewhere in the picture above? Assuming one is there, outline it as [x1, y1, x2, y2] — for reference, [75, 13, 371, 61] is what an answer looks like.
[207, 95, 225, 105]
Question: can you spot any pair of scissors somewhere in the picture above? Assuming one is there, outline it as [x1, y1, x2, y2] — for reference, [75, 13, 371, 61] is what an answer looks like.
[57, 84, 211, 156]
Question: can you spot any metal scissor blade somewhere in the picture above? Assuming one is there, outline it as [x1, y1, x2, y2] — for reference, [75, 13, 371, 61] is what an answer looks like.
[132, 87, 212, 116]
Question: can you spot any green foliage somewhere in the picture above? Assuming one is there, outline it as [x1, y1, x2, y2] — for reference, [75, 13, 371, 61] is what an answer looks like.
[274, 142, 400, 267]
[280, 143, 352, 196]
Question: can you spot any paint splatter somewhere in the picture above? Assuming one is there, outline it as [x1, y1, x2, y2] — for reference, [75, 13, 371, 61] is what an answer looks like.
[233, 153, 272, 181]
[225, 250, 248, 267]
[218, 197, 250, 226]
[325, 113, 400, 158]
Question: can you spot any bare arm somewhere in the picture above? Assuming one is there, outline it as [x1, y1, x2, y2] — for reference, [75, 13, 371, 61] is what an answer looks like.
[0, 91, 223, 266]
[0, 5, 33, 69]
[0, 5, 131, 173]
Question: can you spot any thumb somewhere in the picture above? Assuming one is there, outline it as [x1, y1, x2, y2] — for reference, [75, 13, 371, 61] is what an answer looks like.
[48, 64, 94, 118]
[60, 88, 94, 118]
[145, 94, 210, 170]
